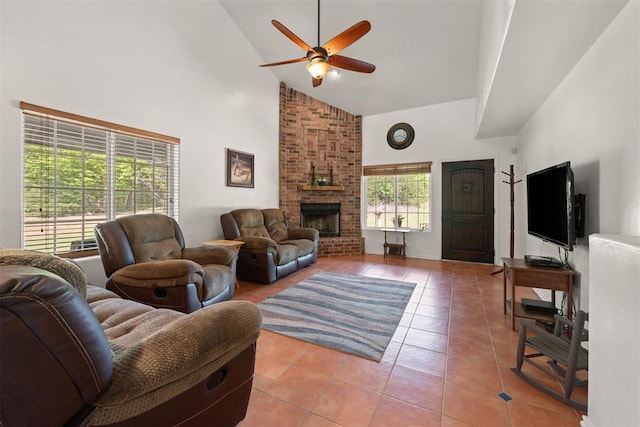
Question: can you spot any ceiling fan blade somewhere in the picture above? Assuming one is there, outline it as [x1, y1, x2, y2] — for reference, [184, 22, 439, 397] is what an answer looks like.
[322, 20, 371, 56]
[259, 57, 308, 67]
[312, 77, 323, 87]
[328, 55, 376, 73]
[271, 20, 313, 52]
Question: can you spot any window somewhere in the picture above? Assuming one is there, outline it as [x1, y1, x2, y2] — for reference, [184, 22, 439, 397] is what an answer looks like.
[363, 162, 431, 230]
[21, 102, 180, 256]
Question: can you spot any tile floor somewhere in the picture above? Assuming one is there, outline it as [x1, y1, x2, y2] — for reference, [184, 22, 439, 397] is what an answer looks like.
[234, 255, 586, 427]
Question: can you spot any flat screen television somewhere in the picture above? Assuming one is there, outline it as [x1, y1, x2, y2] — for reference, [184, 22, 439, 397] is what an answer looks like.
[526, 161, 575, 251]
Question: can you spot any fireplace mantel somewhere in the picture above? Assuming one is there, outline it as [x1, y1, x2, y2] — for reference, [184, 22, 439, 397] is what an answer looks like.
[297, 184, 345, 192]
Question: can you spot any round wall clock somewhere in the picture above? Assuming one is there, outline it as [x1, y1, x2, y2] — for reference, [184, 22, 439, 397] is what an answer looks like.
[387, 122, 415, 150]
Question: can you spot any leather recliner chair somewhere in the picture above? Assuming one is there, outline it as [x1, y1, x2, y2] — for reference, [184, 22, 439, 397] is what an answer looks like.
[95, 213, 238, 313]
[220, 208, 319, 284]
[0, 249, 261, 426]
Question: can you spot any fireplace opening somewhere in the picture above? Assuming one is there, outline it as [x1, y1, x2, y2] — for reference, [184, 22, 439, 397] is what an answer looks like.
[300, 203, 340, 237]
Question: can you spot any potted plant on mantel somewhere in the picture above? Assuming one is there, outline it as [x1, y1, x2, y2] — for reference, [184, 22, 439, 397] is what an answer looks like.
[315, 175, 327, 186]
[392, 215, 405, 228]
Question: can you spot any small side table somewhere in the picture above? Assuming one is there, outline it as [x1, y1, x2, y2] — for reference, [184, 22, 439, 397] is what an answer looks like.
[381, 228, 409, 259]
[202, 239, 244, 249]
[202, 240, 245, 288]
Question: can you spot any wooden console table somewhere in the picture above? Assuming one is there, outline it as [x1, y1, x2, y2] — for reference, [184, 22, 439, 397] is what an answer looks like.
[502, 257, 575, 330]
[382, 228, 409, 259]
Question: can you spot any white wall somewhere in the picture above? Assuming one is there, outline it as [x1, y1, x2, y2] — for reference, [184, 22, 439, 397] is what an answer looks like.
[475, 0, 514, 127]
[516, 0, 639, 312]
[362, 98, 517, 261]
[0, 1, 280, 284]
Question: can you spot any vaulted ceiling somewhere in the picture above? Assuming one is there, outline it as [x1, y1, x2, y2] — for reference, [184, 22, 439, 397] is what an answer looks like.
[221, 0, 629, 136]
[221, 0, 483, 117]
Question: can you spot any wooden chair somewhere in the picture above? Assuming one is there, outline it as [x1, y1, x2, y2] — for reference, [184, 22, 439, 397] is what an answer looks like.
[511, 310, 589, 411]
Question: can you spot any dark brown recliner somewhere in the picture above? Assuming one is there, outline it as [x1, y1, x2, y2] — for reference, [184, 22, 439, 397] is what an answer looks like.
[95, 213, 238, 313]
[0, 249, 261, 426]
[221, 208, 319, 284]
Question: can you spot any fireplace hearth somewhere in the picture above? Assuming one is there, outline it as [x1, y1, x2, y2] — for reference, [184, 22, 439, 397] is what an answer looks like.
[300, 203, 340, 237]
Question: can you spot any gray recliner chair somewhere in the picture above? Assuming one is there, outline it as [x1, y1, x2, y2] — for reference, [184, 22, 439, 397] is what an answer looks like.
[95, 213, 238, 313]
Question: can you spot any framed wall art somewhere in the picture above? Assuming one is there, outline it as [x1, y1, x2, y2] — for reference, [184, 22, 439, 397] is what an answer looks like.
[226, 148, 254, 188]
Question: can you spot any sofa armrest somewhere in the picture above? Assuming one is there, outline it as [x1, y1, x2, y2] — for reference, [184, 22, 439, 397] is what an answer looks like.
[91, 300, 262, 424]
[238, 236, 278, 253]
[0, 248, 88, 298]
[288, 228, 320, 242]
[182, 246, 238, 267]
[112, 259, 204, 288]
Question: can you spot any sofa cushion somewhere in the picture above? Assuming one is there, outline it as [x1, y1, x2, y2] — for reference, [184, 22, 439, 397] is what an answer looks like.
[262, 209, 289, 242]
[281, 239, 316, 257]
[232, 209, 271, 239]
[118, 215, 183, 262]
[86, 284, 262, 425]
[87, 285, 184, 350]
[277, 244, 299, 266]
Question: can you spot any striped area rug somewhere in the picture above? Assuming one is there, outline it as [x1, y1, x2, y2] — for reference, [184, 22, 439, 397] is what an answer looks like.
[258, 271, 416, 361]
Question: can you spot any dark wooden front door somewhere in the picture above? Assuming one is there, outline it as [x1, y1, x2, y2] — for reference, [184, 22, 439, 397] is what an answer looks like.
[442, 159, 494, 263]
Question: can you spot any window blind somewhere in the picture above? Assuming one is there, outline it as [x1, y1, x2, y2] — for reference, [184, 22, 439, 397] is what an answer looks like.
[21, 102, 180, 256]
[363, 161, 432, 176]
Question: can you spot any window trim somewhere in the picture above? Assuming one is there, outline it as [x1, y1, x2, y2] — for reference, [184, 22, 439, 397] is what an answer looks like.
[20, 102, 180, 145]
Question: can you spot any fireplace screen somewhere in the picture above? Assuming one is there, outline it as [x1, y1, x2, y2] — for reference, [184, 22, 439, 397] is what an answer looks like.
[300, 203, 340, 237]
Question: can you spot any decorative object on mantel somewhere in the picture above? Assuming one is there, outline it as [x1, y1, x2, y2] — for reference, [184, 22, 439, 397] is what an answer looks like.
[226, 148, 254, 188]
[310, 162, 335, 186]
[392, 214, 405, 228]
[258, 0, 376, 87]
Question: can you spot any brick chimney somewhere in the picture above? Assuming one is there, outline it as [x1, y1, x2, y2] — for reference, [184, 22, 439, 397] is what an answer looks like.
[278, 83, 363, 256]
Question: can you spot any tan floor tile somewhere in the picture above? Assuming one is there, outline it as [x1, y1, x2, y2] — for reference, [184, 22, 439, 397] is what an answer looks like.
[311, 381, 380, 427]
[404, 328, 448, 353]
[294, 344, 349, 377]
[410, 314, 449, 335]
[238, 390, 307, 427]
[443, 380, 511, 426]
[395, 344, 446, 378]
[257, 329, 311, 362]
[266, 364, 332, 410]
[384, 365, 444, 413]
[508, 400, 581, 426]
[299, 413, 341, 427]
[334, 355, 393, 393]
[369, 395, 441, 427]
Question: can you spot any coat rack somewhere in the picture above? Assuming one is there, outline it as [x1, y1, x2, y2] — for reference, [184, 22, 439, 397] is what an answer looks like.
[492, 164, 522, 275]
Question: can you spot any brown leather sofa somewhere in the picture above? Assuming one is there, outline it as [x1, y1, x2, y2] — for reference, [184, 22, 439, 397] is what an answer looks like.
[0, 249, 261, 426]
[221, 208, 319, 284]
[94, 213, 238, 313]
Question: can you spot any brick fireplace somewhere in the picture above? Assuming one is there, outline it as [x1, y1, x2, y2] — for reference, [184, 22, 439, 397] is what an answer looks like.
[278, 83, 363, 256]
[300, 203, 340, 237]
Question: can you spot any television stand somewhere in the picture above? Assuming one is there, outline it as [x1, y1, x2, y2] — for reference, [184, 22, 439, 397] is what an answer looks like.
[502, 258, 575, 330]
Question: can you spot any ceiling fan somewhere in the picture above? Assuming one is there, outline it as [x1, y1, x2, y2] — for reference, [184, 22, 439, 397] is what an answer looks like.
[259, 0, 376, 87]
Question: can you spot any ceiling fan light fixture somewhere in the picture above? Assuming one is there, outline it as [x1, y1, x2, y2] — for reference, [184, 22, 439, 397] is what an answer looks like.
[306, 59, 331, 79]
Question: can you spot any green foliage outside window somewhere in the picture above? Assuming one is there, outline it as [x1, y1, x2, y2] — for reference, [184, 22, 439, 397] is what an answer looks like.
[23, 111, 178, 254]
[364, 173, 430, 230]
